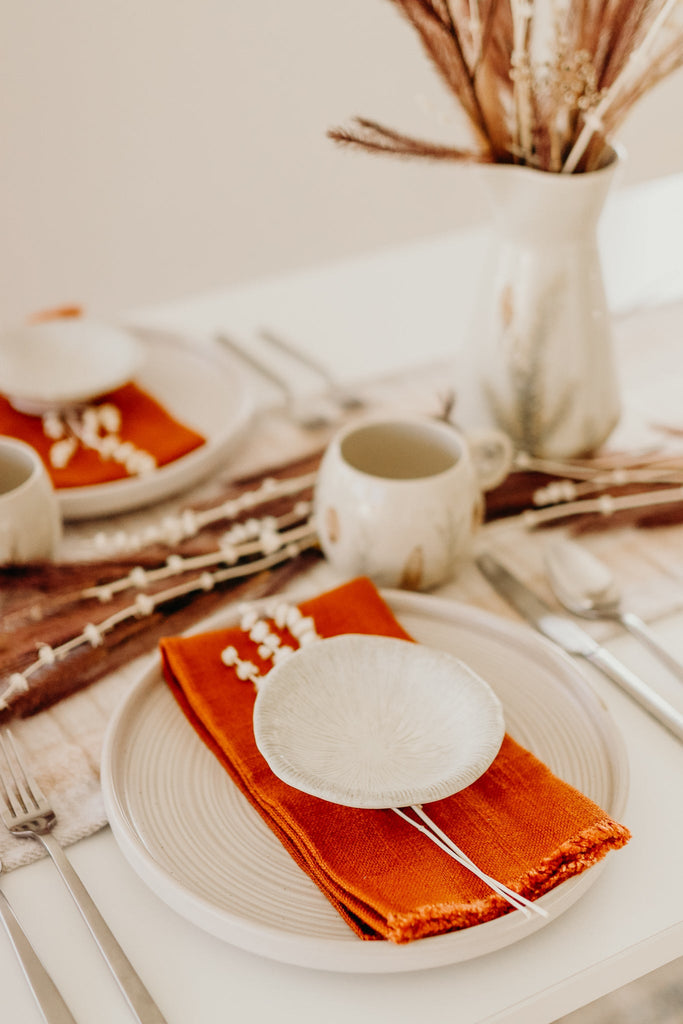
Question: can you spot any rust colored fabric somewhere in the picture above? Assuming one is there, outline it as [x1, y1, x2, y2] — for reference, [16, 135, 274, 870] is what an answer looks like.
[27, 304, 83, 323]
[0, 384, 205, 489]
[159, 576, 630, 943]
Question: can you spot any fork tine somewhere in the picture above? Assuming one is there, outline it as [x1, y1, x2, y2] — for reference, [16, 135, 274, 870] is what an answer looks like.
[0, 730, 45, 815]
[0, 732, 22, 819]
[7, 730, 47, 807]
[0, 735, 169, 1022]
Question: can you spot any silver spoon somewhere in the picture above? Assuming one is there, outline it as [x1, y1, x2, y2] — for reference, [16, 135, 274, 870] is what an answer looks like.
[545, 538, 683, 685]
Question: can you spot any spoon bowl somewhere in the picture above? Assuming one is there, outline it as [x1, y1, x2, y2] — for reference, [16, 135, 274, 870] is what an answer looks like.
[545, 538, 683, 684]
[544, 540, 623, 620]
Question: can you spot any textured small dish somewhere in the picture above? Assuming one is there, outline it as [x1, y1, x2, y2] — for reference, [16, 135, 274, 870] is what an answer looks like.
[0, 319, 142, 413]
[253, 633, 505, 809]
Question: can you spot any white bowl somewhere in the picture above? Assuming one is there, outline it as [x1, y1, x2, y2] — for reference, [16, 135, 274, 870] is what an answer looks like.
[253, 634, 505, 809]
[0, 319, 143, 413]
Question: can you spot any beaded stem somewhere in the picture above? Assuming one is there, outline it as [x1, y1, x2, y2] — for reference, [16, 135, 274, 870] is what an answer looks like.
[509, 485, 683, 530]
[43, 402, 157, 476]
[92, 471, 317, 554]
[221, 600, 321, 691]
[0, 529, 318, 712]
[532, 468, 683, 507]
[82, 515, 313, 602]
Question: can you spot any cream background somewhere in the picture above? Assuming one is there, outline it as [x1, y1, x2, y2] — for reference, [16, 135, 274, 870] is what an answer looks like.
[1, 1, 682, 325]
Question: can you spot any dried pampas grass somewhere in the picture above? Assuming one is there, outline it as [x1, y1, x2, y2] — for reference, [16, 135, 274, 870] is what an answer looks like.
[329, 0, 683, 172]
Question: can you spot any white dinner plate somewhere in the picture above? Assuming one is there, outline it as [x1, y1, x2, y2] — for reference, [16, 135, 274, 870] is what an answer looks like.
[58, 327, 253, 520]
[101, 589, 629, 973]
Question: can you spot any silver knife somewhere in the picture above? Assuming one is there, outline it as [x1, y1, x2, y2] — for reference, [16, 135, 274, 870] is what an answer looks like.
[476, 552, 683, 742]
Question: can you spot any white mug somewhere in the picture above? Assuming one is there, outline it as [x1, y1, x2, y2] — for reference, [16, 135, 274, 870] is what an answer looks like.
[314, 415, 513, 590]
[0, 437, 62, 564]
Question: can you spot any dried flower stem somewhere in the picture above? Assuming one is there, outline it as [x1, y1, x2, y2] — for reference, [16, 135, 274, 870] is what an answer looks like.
[532, 467, 683, 507]
[83, 517, 314, 601]
[332, 0, 683, 172]
[0, 526, 318, 713]
[510, 0, 534, 163]
[562, 0, 681, 172]
[468, 0, 484, 66]
[514, 448, 678, 479]
[93, 470, 317, 555]
[497, 483, 683, 530]
[0, 451, 324, 721]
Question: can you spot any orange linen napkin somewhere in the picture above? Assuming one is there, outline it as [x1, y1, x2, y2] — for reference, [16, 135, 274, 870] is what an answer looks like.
[0, 384, 205, 489]
[159, 577, 630, 943]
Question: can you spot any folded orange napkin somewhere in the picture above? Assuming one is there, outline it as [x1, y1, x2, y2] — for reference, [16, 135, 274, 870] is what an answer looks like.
[159, 577, 630, 943]
[0, 384, 205, 489]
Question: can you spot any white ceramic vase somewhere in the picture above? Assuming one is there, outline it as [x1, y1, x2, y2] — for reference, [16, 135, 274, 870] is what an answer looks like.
[469, 148, 622, 458]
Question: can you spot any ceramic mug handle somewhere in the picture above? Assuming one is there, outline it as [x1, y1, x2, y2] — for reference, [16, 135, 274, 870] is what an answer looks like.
[466, 429, 514, 491]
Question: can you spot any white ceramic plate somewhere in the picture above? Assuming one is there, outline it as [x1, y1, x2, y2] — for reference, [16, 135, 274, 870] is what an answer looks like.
[57, 327, 253, 519]
[253, 634, 505, 808]
[0, 319, 143, 414]
[101, 590, 629, 973]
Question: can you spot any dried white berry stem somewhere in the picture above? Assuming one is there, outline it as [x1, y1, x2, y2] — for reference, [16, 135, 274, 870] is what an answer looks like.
[92, 471, 317, 554]
[513, 484, 683, 529]
[514, 449, 683, 480]
[532, 467, 683, 506]
[220, 601, 321, 691]
[82, 519, 315, 601]
[0, 529, 319, 712]
[44, 402, 156, 476]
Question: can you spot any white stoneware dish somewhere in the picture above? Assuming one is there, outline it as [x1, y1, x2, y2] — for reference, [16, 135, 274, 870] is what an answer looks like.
[0, 319, 143, 414]
[253, 633, 505, 808]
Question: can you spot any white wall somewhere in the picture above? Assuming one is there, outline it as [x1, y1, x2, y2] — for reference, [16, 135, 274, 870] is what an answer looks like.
[2, 1, 682, 325]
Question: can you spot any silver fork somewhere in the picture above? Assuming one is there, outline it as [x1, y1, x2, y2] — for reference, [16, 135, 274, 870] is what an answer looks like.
[0, 730, 167, 1024]
[259, 328, 365, 412]
[216, 332, 335, 430]
[0, 859, 78, 1023]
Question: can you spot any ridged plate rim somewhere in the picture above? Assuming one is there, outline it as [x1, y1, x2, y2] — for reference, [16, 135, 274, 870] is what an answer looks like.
[101, 589, 629, 973]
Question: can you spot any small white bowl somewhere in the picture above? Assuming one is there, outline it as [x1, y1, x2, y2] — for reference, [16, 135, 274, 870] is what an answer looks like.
[0, 319, 143, 413]
[253, 634, 505, 809]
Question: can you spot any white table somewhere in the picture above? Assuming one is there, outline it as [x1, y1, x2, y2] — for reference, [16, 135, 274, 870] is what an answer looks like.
[2, 174, 683, 1024]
